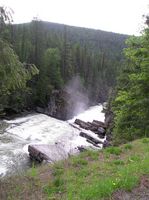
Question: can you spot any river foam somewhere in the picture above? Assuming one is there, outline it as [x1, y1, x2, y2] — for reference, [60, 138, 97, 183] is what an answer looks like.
[0, 104, 105, 177]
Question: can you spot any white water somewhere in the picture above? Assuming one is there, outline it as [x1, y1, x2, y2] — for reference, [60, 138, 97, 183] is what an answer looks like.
[0, 104, 104, 178]
[69, 104, 104, 123]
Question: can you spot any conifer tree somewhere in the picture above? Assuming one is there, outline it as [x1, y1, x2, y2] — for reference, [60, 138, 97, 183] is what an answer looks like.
[112, 16, 149, 144]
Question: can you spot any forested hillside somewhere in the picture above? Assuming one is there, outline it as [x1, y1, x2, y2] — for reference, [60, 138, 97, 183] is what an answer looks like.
[0, 7, 128, 118]
[109, 16, 149, 144]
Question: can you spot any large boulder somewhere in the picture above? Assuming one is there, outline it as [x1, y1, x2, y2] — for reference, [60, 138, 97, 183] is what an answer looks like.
[28, 144, 68, 163]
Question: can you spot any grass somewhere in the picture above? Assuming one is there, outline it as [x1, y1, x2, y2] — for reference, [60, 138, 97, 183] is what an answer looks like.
[27, 162, 38, 177]
[105, 146, 122, 155]
[0, 138, 149, 200]
[124, 143, 133, 150]
[142, 138, 149, 144]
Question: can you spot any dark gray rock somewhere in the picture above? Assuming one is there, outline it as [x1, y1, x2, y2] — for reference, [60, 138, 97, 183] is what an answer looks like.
[75, 119, 91, 130]
[28, 144, 68, 163]
[77, 146, 86, 152]
[98, 127, 105, 134]
[103, 140, 111, 148]
[92, 120, 107, 128]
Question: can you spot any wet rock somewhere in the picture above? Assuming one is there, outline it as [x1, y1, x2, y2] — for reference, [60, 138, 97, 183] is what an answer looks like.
[69, 123, 82, 131]
[80, 132, 103, 145]
[97, 127, 105, 134]
[28, 144, 67, 163]
[86, 139, 101, 148]
[92, 120, 107, 128]
[75, 119, 91, 130]
[0, 121, 9, 134]
[36, 90, 68, 120]
[103, 140, 111, 148]
[95, 132, 105, 139]
[77, 146, 87, 152]
[88, 122, 99, 131]
[75, 119, 106, 132]
[36, 107, 45, 114]
[96, 127, 106, 138]
[74, 118, 106, 139]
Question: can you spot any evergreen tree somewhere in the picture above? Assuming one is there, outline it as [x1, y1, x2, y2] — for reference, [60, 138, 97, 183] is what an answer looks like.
[112, 18, 149, 144]
[44, 48, 63, 88]
[62, 26, 74, 81]
[0, 6, 127, 116]
[0, 7, 39, 115]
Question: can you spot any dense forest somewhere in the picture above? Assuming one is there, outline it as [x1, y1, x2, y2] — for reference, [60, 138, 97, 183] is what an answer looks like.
[1, 6, 149, 199]
[0, 6, 128, 119]
[108, 16, 149, 144]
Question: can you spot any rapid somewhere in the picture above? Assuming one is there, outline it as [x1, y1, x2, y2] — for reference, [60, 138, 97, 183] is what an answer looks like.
[0, 104, 104, 178]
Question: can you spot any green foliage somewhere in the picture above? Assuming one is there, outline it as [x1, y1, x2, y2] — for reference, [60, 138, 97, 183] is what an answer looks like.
[0, 7, 39, 115]
[1, 139, 149, 199]
[128, 155, 141, 163]
[112, 159, 125, 165]
[43, 139, 149, 200]
[0, 39, 39, 114]
[53, 177, 64, 188]
[0, 39, 27, 91]
[105, 146, 122, 155]
[124, 143, 133, 150]
[27, 163, 38, 177]
[0, 6, 13, 37]
[52, 164, 64, 177]
[142, 138, 149, 144]
[0, 11, 127, 116]
[44, 48, 63, 88]
[71, 157, 88, 167]
[11, 20, 127, 108]
[112, 19, 149, 144]
[81, 150, 99, 160]
[0, 8, 39, 115]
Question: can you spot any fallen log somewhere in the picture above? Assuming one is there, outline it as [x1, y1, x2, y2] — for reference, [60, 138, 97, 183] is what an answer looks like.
[79, 132, 103, 145]
[74, 119, 106, 133]
[88, 122, 99, 131]
[75, 119, 91, 129]
[69, 123, 82, 131]
[92, 120, 107, 128]
[86, 139, 102, 148]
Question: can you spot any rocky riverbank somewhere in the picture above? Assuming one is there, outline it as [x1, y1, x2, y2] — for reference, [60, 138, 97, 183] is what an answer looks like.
[1, 138, 149, 199]
[0, 104, 106, 177]
[28, 117, 111, 163]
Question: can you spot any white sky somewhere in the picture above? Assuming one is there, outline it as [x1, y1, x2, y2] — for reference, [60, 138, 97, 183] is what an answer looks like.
[0, 0, 149, 35]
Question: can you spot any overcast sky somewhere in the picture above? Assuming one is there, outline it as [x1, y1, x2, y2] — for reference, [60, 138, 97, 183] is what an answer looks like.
[1, 0, 149, 35]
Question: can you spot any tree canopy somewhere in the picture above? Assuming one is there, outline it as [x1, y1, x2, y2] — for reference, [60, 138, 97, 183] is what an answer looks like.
[0, 7, 39, 115]
[0, 6, 128, 117]
[112, 17, 149, 144]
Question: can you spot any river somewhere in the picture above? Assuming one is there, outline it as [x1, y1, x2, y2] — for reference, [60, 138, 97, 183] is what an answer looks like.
[0, 104, 105, 178]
